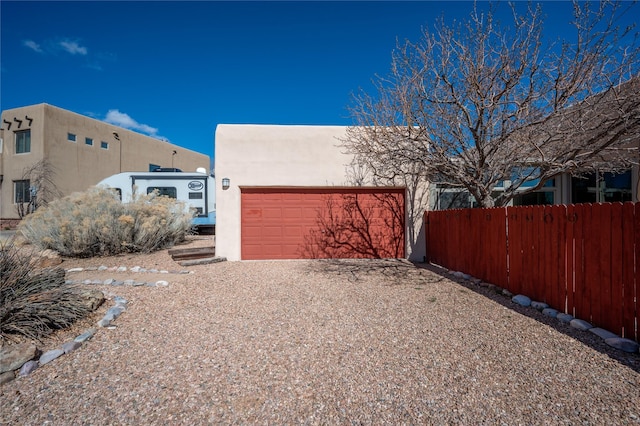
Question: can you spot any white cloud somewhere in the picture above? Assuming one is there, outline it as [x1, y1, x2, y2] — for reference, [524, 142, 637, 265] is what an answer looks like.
[59, 40, 88, 55]
[103, 110, 168, 141]
[23, 40, 43, 53]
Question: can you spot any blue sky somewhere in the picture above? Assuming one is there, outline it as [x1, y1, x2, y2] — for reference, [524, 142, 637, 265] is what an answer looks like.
[1, 1, 636, 165]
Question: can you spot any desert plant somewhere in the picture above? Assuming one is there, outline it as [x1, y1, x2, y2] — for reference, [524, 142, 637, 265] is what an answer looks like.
[18, 186, 194, 257]
[0, 241, 95, 341]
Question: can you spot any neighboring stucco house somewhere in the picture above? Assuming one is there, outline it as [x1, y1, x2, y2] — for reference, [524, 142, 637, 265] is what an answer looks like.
[215, 124, 428, 262]
[0, 103, 210, 224]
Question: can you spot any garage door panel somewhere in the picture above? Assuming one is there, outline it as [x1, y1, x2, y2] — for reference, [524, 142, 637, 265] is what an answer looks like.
[283, 226, 303, 238]
[241, 188, 404, 260]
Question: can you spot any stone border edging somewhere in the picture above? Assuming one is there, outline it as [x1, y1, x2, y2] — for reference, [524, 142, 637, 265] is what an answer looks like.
[447, 269, 640, 354]
[2, 265, 198, 385]
[64, 264, 193, 287]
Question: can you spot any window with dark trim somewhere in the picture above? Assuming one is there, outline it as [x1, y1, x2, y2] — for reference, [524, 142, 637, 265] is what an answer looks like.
[14, 180, 31, 203]
[85, 137, 93, 146]
[68, 133, 76, 142]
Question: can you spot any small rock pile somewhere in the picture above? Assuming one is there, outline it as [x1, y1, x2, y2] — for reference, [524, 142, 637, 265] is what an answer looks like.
[447, 270, 640, 354]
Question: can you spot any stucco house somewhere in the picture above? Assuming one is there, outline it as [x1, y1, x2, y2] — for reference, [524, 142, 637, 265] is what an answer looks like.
[214, 124, 427, 262]
[0, 103, 210, 225]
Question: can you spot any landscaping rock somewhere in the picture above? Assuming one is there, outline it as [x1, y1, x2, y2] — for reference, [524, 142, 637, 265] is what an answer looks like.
[19, 360, 39, 376]
[156, 280, 169, 287]
[66, 267, 83, 273]
[557, 313, 574, 323]
[604, 338, 640, 353]
[570, 319, 593, 331]
[39, 349, 64, 365]
[589, 327, 619, 340]
[78, 288, 105, 311]
[97, 318, 112, 327]
[62, 341, 82, 354]
[74, 328, 96, 343]
[104, 306, 125, 321]
[530, 301, 549, 311]
[0, 343, 37, 373]
[502, 289, 513, 297]
[512, 294, 531, 307]
[542, 308, 559, 318]
[0, 371, 15, 385]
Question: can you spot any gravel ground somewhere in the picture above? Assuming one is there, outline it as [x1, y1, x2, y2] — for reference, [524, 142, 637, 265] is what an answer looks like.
[1, 236, 639, 425]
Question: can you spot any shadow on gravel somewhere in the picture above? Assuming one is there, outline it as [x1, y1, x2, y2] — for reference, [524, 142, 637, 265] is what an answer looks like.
[306, 258, 639, 374]
[414, 262, 640, 374]
[305, 258, 447, 286]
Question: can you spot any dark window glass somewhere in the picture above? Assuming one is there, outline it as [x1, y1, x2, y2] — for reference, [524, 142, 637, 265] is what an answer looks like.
[571, 174, 598, 204]
[14, 180, 30, 203]
[513, 191, 554, 206]
[603, 170, 632, 202]
[188, 192, 203, 199]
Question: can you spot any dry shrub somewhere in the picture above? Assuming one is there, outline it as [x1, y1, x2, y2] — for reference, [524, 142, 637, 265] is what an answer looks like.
[18, 186, 194, 257]
[0, 241, 94, 341]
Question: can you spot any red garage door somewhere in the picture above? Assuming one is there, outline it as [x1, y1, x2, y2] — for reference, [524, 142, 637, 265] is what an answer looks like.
[241, 187, 405, 260]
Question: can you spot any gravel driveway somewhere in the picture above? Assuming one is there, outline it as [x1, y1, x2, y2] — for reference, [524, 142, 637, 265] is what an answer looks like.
[1, 246, 639, 425]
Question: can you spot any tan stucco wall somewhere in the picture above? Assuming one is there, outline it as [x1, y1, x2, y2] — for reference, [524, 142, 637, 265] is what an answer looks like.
[214, 124, 426, 261]
[0, 104, 210, 221]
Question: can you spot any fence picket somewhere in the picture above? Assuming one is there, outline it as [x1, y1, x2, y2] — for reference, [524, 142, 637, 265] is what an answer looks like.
[621, 203, 636, 341]
[506, 207, 521, 294]
[565, 205, 577, 317]
[610, 203, 624, 336]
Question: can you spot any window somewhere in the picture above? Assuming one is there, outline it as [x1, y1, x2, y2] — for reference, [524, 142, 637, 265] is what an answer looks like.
[15, 129, 31, 154]
[189, 192, 203, 199]
[67, 133, 76, 142]
[14, 180, 30, 203]
[571, 170, 632, 204]
[100, 141, 109, 149]
[513, 192, 555, 206]
[85, 137, 93, 146]
[149, 163, 160, 172]
[147, 187, 177, 198]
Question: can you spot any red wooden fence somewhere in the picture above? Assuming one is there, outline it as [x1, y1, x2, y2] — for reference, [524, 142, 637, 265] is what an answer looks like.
[425, 202, 638, 342]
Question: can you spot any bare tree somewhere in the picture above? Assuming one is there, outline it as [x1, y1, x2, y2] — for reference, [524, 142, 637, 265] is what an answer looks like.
[15, 159, 62, 218]
[344, 1, 640, 208]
